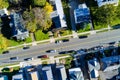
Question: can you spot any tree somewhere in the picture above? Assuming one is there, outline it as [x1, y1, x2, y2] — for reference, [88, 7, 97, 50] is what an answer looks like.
[44, 2, 53, 15]
[94, 4, 116, 26]
[0, 0, 9, 9]
[0, 34, 8, 53]
[26, 20, 37, 33]
[33, 0, 46, 7]
[33, 8, 52, 31]
[116, 4, 120, 19]
[23, 10, 36, 32]
[22, 10, 35, 22]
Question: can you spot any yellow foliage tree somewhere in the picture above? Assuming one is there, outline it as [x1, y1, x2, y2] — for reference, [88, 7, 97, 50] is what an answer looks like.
[0, 34, 8, 53]
[0, 0, 9, 9]
[44, 2, 53, 15]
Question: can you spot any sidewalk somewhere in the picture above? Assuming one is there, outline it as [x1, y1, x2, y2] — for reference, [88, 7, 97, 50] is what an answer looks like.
[8, 28, 111, 50]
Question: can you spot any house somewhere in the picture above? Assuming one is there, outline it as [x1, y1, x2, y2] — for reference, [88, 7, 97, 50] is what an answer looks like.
[0, 75, 8, 80]
[68, 67, 84, 80]
[12, 73, 24, 80]
[42, 66, 54, 80]
[101, 55, 120, 72]
[9, 12, 29, 40]
[74, 3, 91, 24]
[50, 0, 67, 28]
[28, 71, 39, 80]
[95, 0, 119, 7]
[24, 66, 40, 80]
[56, 65, 67, 80]
[0, 8, 8, 17]
[88, 58, 100, 78]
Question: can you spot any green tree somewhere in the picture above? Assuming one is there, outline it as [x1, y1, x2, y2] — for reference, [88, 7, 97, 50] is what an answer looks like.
[22, 10, 35, 22]
[116, 4, 120, 19]
[33, 0, 46, 7]
[33, 8, 52, 31]
[0, 0, 9, 9]
[94, 4, 116, 26]
[26, 20, 37, 33]
[0, 34, 8, 53]
[23, 10, 36, 32]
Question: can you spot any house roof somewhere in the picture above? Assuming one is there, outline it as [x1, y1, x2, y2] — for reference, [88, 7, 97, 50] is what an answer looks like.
[29, 71, 39, 80]
[42, 66, 54, 80]
[69, 68, 84, 80]
[88, 58, 100, 78]
[101, 55, 120, 72]
[10, 12, 29, 40]
[74, 3, 91, 24]
[0, 8, 8, 17]
[56, 65, 67, 80]
[0, 75, 8, 80]
[96, 0, 119, 7]
[12, 74, 24, 80]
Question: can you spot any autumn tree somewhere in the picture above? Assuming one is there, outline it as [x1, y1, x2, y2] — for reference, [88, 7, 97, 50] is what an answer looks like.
[33, 0, 46, 7]
[0, 0, 9, 9]
[0, 34, 8, 53]
[33, 8, 52, 31]
[44, 2, 53, 15]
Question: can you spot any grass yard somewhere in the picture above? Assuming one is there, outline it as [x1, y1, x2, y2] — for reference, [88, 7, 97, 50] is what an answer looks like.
[34, 30, 49, 41]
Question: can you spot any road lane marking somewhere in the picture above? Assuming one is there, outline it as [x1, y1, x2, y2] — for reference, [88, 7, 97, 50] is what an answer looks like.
[0, 35, 120, 61]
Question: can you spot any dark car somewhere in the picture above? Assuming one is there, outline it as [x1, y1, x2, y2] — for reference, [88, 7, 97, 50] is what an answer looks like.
[10, 57, 18, 60]
[79, 35, 88, 39]
[37, 55, 48, 58]
[46, 49, 56, 53]
[62, 39, 69, 42]
[24, 57, 34, 61]
[23, 46, 30, 50]
[2, 50, 9, 54]
[59, 51, 67, 54]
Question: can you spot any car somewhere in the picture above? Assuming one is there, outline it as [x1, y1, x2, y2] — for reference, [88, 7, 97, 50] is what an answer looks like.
[46, 49, 56, 53]
[2, 50, 9, 54]
[108, 41, 115, 45]
[67, 50, 76, 53]
[37, 55, 48, 58]
[62, 39, 69, 42]
[59, 51, 67, 54]
[10, 57, 18, 60]
[79, 35, 88, 39]
[23, 46, 30, 50]
[24, 57, 34, 61]
[55, 40, 62, 44]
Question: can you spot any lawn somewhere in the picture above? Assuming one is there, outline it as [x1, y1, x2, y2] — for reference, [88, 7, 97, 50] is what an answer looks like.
[8, 37, 32, 47]
[34, 30, 49, 41]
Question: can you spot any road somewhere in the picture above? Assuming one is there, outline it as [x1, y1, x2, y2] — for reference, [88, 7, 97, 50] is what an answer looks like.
[0, 29, 120, 66]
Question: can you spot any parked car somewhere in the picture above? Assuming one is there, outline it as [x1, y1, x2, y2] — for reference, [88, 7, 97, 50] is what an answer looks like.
[55, 40, 62, 44]
[59, 51, 67, 54]
[24, 57, 34, 61]
[2, 50, 9, 54]
[46, 49, 56, 53]
[10, 57, 18, 60]
[79, 35, 88, 39]
[23, 46, 30, 50]
[37, 55, 48, 58]
[62, 39, 69, 42]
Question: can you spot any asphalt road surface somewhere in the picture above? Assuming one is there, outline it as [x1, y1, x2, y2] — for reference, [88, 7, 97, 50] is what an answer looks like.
[0, 29, 120, 65]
